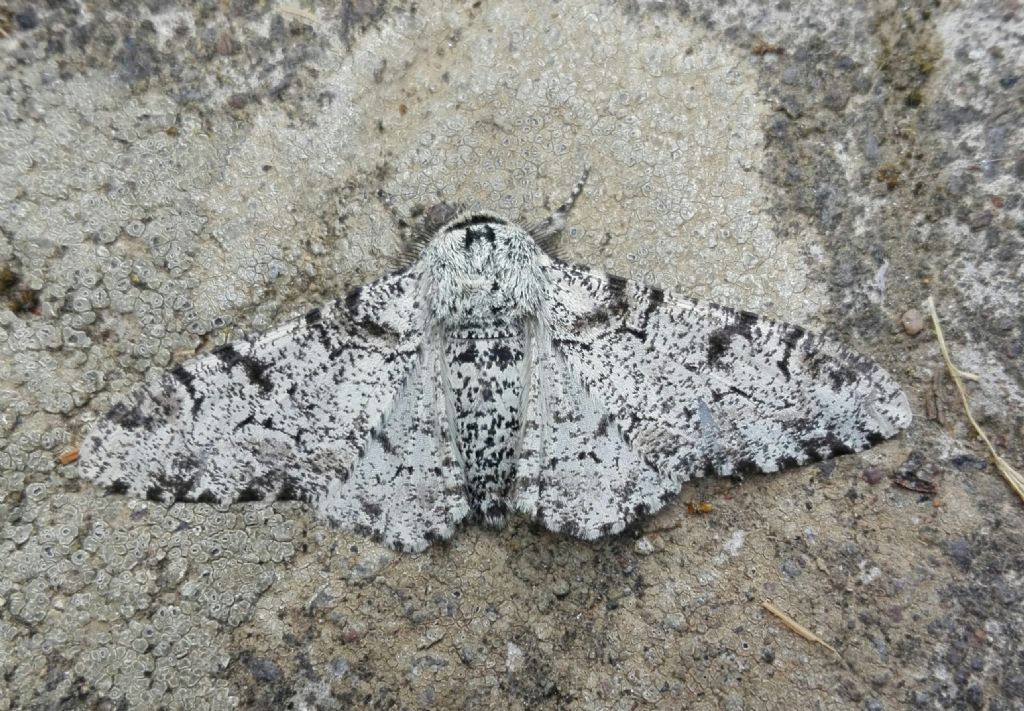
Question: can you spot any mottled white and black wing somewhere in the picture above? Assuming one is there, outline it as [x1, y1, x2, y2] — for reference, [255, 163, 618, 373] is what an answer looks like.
[515, 259, 912, 538]
[515, 335, 671, 539]
[78, 271, 469, 551]
[317, 343, 469, 551]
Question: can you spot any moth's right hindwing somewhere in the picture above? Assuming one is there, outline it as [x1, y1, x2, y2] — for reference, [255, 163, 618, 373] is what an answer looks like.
[515, 337, 672, 539]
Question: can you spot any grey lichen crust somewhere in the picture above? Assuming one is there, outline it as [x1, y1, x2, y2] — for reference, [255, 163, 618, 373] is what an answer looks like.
[78, 187, 911, 552]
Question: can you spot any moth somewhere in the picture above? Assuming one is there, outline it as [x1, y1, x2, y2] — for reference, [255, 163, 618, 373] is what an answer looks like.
[78, 175, 912, 551]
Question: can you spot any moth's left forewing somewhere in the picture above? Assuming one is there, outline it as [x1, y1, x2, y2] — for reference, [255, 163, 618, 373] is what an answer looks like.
[344, 268, 424, 338]
[77, 270, 434, 525]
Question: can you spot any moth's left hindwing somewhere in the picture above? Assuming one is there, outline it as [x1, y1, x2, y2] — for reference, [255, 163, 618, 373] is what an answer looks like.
[79, 271, 469, 550]
[514, 259, 912, 538]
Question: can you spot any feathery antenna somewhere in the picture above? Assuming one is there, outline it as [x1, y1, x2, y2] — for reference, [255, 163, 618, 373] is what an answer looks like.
[532, 166, 591, 252]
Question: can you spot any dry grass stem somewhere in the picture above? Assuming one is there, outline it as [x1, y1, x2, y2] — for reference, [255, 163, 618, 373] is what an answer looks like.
[278, 4, 318, 25]
[761, 600, 839, 657]
[927, 296, 1024, 503]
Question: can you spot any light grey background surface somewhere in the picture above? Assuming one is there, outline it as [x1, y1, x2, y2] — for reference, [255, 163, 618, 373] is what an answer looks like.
[1, 1, 1022, 709]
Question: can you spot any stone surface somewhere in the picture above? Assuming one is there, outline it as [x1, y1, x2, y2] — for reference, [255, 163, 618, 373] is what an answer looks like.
[1, 1, 1022, 709]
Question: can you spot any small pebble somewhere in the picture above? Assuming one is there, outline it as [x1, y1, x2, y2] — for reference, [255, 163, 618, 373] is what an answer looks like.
[550, 579, 570, 598]
[634, 536, 656, 555]
[901, 308, 925, 336]
[216, 31, 234, 56]
[862, 467, 884, 485]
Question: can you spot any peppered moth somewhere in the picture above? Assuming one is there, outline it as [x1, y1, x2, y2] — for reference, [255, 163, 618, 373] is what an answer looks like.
[78, 177, 912, 551]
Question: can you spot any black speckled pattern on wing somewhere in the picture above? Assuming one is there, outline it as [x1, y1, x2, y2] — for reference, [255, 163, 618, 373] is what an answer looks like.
[78, 271, 470, 551]
[318, 346, 469, 552]
[532, 259, 912, 517]
[78, 213, 912, 551]
[515, 341, 667, 539]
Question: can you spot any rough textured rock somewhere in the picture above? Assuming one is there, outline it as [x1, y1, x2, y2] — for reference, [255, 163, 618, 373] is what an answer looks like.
[1, 1, 1021, 709]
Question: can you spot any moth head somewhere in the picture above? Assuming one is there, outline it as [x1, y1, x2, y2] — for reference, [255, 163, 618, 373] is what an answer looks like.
[418, 212, 547, 328]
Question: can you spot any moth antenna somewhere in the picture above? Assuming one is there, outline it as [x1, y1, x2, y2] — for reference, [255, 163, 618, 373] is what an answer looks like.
[532, 166, 591, 253]
[394, 201, 462, 268]
[394, 228, 428, 269]
[368, 185, 420, 269]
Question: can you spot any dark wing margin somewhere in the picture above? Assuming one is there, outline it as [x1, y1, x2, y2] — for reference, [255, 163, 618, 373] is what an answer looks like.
[78, 270, 468, 550]
[515, 258, 911, 537]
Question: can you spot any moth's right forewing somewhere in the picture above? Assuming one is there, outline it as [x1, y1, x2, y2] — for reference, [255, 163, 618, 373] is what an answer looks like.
[526, 260, 911, 530]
